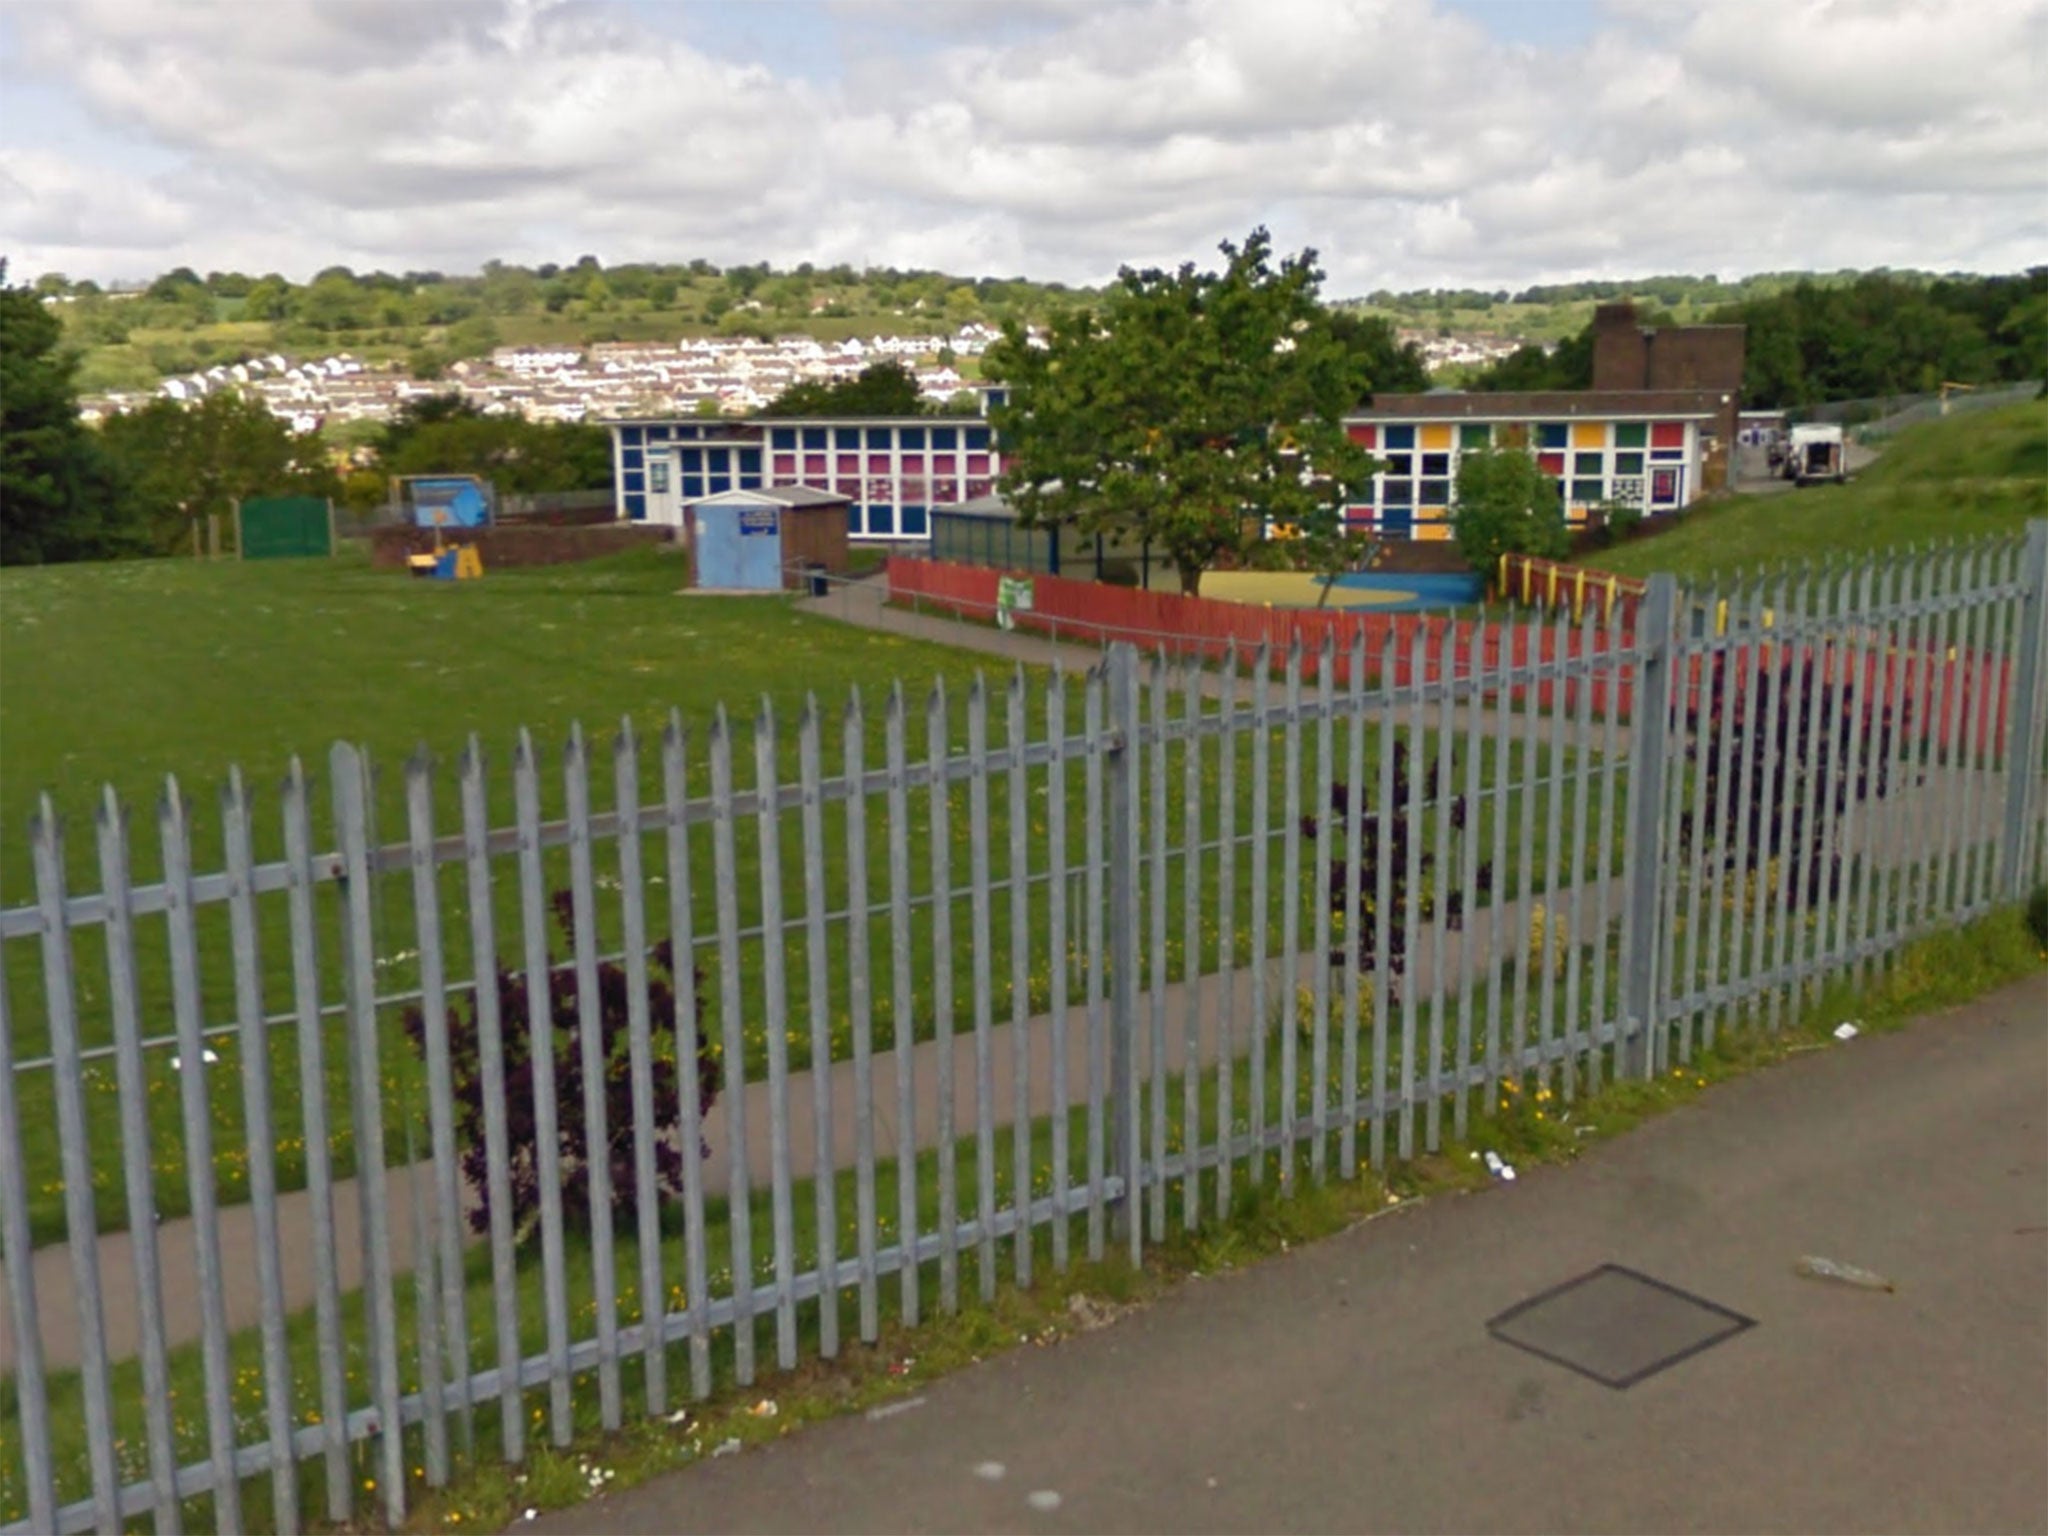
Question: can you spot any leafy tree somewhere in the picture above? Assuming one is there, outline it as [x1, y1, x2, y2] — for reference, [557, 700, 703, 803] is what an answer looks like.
[983, 228, 1375, 596]
[760, 360, 927, 417]
[1326, 310, 1429, 396]
[376, 396, 612, 493]
[0, 267, 131, 564]
[1469, 325, 1594, 392]
[99, 391, 339, 553]
[1450, 445, 1567, 575]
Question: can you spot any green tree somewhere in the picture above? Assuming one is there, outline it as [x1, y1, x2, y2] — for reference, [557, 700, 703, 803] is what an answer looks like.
[99, 391, 339, 553]
[376, 397, 612, 494]
[1326, 310, 1429, 396]
[0, 267, 131, 563]
[760, 360, 927, 417]
[983, 228, 1374, 596]
[1450, 445, 1568, 576]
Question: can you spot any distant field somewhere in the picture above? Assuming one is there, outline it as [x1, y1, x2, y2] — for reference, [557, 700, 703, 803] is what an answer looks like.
[1589, 401, 2048, 580]
[0, 547, 991, 852]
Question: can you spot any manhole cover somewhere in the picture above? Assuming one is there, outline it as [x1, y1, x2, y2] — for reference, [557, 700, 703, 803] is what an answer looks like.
[1486, 1264, 1754, 1389]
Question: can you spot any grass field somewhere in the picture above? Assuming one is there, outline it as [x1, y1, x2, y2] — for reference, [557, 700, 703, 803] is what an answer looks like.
[1, 547, 1614, 1245]
[1590, 401, 2047, 580]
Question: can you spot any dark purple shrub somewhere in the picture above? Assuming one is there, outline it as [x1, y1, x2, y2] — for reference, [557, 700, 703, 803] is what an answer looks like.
[403, 890, 721, 1239]
[1680, 651, 1907, 908]
[1301, 740, 1490, 997]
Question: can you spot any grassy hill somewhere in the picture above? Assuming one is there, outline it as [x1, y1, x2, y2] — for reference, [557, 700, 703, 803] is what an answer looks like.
[1589, 401, 2048, 580]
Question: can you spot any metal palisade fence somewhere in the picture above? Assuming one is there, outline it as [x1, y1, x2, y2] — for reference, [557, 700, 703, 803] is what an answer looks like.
[3, 525, 2046, 1534]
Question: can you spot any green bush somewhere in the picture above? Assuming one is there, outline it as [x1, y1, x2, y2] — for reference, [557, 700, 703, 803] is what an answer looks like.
[1451, 446, 1569, 575]
[2025, 884, 2048, 951]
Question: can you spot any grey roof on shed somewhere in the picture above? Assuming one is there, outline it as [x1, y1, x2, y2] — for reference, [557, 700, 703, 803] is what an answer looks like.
[686, 483, 851, 508]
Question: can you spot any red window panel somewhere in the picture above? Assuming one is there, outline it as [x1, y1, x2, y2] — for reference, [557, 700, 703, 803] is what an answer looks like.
[966, 453, 991, 475]
[1651, 422, 1685, 449]
[899, 455, 926, 476]
[772, 454, 797, 476]
[963, 478, 993, 500]
[1347, 424, 1377, 447]
[837, 454, 860, 475]
[804, 454, 827, 476]
[867, 454, 892, 474]
[1538, 452, 1565, 475]
[933, 455, 957, 475]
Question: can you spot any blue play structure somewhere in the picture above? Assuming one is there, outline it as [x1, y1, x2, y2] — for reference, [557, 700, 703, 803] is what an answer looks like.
[407, 477, 492, 529]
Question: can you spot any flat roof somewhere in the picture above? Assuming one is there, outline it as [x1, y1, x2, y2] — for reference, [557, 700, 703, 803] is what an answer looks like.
[602, 414, 985, 428]
[1350, 388, 1725, 421]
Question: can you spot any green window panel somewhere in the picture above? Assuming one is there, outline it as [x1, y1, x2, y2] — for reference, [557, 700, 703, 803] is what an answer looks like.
[1614, 422, 1648, 448]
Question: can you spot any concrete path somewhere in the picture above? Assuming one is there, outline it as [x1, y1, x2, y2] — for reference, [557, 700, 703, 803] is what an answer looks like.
[543, 970, 2048, 1536]
[0, 875, 1597, 1372]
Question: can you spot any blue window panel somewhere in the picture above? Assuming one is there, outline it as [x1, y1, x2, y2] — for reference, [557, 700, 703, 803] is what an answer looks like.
[680, 448, 701, 471]
[901, 427, 926, 449]
[771, 427, 797, 449]
[933, 427, 958, 449]
[682, 476, 704, 500]
[845, 504, 863, 536]
[739, 465, 764, 489]
[620, 426, 644, 447]
[1650, 446, 1684, 461]
[964, 426, 991, 450]
[1380, 503, 1413, 536]
[625, 492, 646, 520]
[802, 427, 828, 450]
[649, 425, 674, 441]
[865, 503, 896, 536]
[624, 470, 645, 493]
[1382, 480, 1414, 507]
[1384, 424, 1415, 450]
[706, 450, 730, 475]
[1420, 478, 1450, 504]
[1538, 423, 1569, 449]
[708, 475, 732, 495]
[621, 448, 644, 470]
[739, 448, 761, 474]
[899, 503, 928, 536]
[867, 427, 893, 448]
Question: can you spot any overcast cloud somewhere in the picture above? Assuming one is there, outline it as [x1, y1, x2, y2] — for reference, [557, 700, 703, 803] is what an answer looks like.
[2, 0, 2042, 291]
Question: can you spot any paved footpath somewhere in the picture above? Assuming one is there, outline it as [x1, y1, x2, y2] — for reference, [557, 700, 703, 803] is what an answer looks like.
[545, 971, 2048, 1536]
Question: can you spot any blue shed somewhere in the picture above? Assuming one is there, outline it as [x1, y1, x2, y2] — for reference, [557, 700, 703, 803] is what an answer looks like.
[686, 485, 852, 591]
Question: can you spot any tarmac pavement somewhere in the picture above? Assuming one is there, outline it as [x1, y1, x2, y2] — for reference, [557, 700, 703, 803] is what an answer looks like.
[541, 970, 2048, 1535]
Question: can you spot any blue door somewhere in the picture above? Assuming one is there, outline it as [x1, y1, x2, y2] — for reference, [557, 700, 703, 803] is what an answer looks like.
[696, 502, 784, 590]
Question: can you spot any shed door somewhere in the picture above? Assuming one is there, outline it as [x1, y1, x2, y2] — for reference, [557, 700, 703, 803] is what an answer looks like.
[697, 503, 783, 589]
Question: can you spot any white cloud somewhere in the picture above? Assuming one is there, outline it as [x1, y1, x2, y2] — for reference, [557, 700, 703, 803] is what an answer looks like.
[1, 0, 2042, 289]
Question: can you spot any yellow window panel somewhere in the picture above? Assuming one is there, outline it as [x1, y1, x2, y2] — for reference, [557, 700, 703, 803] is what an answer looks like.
[1413, 519, 1452, 542]
[1419, 423, 1454, 451]
[1571, 421, 1607, 449]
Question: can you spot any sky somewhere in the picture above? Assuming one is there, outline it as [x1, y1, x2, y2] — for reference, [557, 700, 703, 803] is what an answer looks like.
[1, 0, 2043, 295]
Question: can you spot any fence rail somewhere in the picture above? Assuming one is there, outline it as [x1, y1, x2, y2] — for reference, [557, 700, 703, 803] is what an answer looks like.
[4, 526, 2046, 1535]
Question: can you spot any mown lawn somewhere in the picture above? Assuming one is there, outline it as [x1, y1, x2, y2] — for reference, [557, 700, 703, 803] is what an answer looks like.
[1590, 400, 2047, 581]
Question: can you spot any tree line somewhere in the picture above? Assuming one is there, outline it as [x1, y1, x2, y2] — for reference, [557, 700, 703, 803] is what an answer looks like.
[1463, 269, 2046, 408]
[1, 266, 613, 564]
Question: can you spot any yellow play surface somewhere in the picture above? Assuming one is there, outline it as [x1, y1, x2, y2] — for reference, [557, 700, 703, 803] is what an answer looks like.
[1200, 571, 1419, 608]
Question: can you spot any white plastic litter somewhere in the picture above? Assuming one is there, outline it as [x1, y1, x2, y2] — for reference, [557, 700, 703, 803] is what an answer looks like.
[712, 1438, 742, 1458]
[974, 1462, 1007, 1482]
[1833, 1022, 1861, 1041]
[1482, 1149, 1518, 1182]
[170, 1048, 220, 1071]
[1794, 1254, 1896, 1292]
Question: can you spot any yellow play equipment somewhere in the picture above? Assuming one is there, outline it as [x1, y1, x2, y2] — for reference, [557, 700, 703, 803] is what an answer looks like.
[406, 510, 486, 580]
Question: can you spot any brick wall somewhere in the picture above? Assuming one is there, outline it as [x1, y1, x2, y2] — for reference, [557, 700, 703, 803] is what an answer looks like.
[367, 523, 674, 572]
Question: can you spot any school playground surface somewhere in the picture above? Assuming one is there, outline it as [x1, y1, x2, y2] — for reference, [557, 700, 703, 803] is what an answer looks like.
[1200, 570, 1484, 612]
